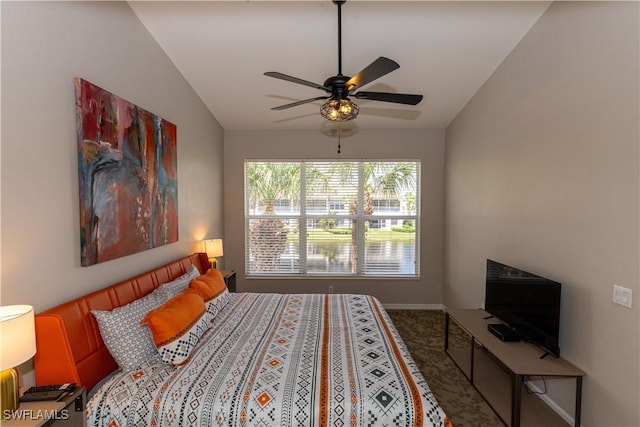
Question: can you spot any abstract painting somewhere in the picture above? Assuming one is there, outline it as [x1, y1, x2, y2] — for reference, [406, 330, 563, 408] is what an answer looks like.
[75, 78, 178, 266]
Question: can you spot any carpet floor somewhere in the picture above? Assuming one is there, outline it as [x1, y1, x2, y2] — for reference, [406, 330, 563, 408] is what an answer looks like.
[387, 309, 505, 427]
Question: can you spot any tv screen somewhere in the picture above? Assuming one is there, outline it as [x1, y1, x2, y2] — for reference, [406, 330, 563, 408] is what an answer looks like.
[485, 259, 561, 357]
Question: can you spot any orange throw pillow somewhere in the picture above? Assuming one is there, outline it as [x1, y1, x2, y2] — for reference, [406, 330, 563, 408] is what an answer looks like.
[191, 269, 227, 295]
[189, 268, 227, 302]
[189, 269, 230, 320]
[141, 289, 210, 365]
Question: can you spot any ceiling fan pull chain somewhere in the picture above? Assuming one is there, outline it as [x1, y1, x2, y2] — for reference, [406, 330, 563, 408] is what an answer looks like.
[337, 123, 342, 154]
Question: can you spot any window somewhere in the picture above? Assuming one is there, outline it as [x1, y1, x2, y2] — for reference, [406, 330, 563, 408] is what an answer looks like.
[245, 161, 420, 277]
[372, 199, 401, 212]
[273, 199, 292, 213]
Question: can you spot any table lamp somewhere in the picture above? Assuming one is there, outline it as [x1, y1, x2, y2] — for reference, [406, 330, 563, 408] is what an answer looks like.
[203, 238, 224, 269]
[0, 305, 36, 416]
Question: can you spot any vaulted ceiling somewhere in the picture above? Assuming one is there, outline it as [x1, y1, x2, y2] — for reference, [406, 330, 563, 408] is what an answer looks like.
[129, 1, 551, 131]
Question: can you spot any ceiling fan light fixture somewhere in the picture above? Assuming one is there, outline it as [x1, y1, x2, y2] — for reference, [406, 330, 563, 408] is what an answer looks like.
[321, 98, 359, 122]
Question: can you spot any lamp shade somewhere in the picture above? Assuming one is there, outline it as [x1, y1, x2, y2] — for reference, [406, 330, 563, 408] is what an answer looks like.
[0, 305, 36, 370]
[203, 239, 224, 258]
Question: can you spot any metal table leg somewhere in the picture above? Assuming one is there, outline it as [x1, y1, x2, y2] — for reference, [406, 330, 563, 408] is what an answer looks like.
[511, 374, 522, 427]
[444, 312, 450, 352]
[575, 376, 583, 427]
[470, 337, 475, 383]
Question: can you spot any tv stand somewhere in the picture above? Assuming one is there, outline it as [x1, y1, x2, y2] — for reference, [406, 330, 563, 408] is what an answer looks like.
[445, 309, 585, 427]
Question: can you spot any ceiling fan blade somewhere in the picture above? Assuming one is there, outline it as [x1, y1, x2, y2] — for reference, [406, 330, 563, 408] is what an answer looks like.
[354, 91, 423, 105]
[345, 57, 400, 91]
[271, 96, 330, 111]
[264, 72, 331, 93]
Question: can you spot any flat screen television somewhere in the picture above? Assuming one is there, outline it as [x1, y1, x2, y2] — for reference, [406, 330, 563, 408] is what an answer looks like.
[484, 259, 561, 358]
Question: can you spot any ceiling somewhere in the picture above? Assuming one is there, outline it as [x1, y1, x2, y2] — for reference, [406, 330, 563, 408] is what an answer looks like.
[129, 1, 551, 132]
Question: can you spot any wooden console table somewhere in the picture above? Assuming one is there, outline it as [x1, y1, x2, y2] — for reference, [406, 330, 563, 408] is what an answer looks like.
[445, 309, 585, 427]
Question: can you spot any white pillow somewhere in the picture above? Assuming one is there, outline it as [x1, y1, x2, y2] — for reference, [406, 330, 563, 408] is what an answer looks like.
[155, 264, 200, 302]
[92, 288, 164, 372]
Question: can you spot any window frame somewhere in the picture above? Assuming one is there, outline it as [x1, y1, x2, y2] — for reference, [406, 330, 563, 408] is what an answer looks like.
[245, 159, 420, 278]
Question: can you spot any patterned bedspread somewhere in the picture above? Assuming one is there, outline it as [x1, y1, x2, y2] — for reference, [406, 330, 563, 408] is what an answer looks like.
[87, 293, 451, 427]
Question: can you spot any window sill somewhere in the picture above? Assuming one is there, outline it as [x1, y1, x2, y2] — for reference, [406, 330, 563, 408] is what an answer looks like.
[244, 275, 420, 280]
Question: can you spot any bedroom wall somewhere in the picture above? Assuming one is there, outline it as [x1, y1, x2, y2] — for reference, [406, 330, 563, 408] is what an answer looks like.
[1, 2, 224, 311]
[224, 129, 445, 307]
[444, 2, 639, 426]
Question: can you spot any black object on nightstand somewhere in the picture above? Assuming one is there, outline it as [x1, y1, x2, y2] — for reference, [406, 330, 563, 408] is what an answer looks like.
[220, 270, 236, 292]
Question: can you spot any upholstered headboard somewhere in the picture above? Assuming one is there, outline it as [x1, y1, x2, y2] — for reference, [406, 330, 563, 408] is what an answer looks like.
[33, 252, 210, 392]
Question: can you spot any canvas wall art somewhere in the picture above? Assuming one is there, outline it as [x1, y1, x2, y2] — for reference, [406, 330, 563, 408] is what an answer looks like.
[75, 78, 178, 266]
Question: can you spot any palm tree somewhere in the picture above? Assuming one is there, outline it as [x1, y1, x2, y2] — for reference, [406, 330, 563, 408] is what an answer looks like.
[403, 192, 416, 228]
[247, 162, 300, 272]
[331, 162, 417, 272]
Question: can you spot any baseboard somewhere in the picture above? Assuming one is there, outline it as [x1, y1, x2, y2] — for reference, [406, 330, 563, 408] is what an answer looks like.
[383, 303, 444, 310]
[524, 380, 582, 427]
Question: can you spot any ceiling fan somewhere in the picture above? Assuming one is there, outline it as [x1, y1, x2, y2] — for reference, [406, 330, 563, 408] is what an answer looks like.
[264, 0, 423, 122]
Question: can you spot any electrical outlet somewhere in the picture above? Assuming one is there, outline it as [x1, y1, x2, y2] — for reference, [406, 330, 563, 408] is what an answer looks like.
[613, 285, 633, 308]
[328, 285, 334, 294]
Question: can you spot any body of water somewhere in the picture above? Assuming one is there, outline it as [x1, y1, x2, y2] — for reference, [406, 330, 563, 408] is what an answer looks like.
[275, 240, 416, 275]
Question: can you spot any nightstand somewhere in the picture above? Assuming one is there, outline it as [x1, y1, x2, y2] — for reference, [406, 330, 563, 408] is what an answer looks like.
[4, 386, 86, 426]
[219, 269, 236, 292]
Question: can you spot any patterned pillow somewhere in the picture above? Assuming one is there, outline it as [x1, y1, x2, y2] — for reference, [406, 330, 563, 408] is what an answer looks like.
[92, 288, 165, 372]
[141, 289, 211, 365]
[155, 264, 200, 303]
[189, 269, 230, 320]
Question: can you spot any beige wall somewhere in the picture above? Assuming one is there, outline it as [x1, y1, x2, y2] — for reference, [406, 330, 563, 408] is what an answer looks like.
[445, 2, 639, 426]
[1, 1, 224, 312]
[224, 129, 445, 307]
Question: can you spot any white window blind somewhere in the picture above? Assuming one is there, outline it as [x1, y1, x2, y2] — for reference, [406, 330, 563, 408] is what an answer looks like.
[245, 160, 420, 277]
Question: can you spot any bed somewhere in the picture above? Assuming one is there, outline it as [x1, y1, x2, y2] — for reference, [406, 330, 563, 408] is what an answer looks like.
[34, 253, 452, 427]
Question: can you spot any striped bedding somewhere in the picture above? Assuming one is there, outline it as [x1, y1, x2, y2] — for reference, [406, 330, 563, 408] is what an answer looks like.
[86, 293, 452, 427]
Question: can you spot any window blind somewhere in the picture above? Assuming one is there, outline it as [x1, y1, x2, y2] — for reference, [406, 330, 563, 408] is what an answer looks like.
[245, 160, 420, 277]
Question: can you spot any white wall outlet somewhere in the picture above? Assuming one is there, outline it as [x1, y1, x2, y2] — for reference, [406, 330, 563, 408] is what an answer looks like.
[613, 285, 633, 308]
[328, 285, 334, 294]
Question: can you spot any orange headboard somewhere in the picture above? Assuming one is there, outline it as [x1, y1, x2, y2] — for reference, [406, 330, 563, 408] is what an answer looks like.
[33, 252, 210, 392]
